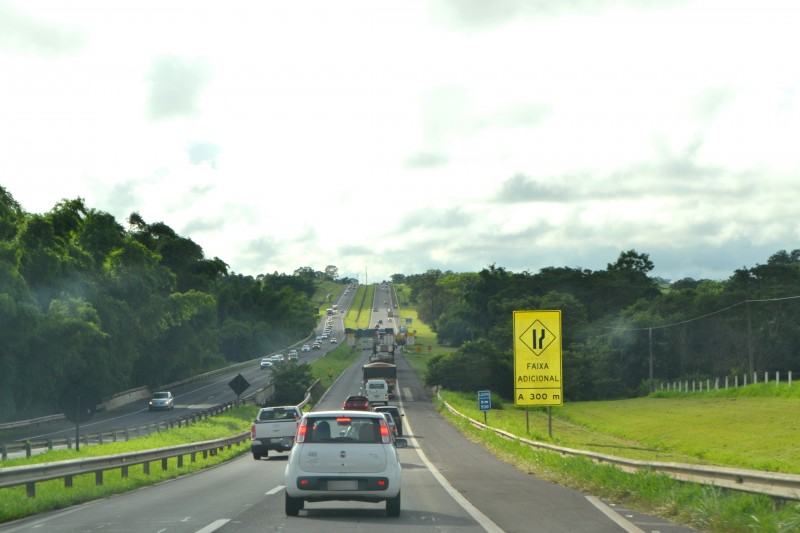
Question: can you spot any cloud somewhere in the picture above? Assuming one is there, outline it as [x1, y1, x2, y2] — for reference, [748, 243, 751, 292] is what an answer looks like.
[147, 54, 211, 121]
[494, 172, 568, 203]
[430, 0, 687, 30]
[0, 2, 85, 55]
[187, 142, 221, 168]
[405, 151, 449, 169]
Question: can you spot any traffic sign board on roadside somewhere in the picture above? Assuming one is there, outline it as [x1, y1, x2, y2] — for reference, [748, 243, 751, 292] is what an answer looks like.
[513, 310, 563, 406]
[478, 390, 491, 411]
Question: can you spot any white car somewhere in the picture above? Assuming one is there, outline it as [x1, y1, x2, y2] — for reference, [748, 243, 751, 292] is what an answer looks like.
[301, 344, 311, 352]
[330, 337, 338, 344]
[260, 358, 273, 369]
[284, 411, 408, 517]
[271, 354, 285, 363]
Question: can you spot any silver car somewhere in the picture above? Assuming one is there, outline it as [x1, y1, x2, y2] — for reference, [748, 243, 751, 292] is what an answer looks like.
[284, 411, 408, 517]
[148, 391, 174, 411]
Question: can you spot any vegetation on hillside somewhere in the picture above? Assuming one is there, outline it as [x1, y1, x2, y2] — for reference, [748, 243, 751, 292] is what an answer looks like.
[402, 251, 800, 401]
[0, 187, 351, 421]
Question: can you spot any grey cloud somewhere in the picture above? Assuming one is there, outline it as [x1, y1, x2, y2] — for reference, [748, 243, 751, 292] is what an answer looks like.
[691, 87, 735, 123]
[398, 206, 474, 231]
[405, 151, 449, 169]
[494, 172, 569, 203]
[188, 142, 222, 168]
[429, 0, 688, 30]
[182, 216, 223, 235]
[147, 55, 211, 121]
[0, 3, 85, 55]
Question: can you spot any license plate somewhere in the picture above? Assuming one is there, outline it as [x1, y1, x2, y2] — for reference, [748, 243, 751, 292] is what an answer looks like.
[328, 480, 358, 490]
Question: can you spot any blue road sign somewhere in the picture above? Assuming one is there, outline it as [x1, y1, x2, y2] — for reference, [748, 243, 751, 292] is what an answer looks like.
[478, 390, 491, 411]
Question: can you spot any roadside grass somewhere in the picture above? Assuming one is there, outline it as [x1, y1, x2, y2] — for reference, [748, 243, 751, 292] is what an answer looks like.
[0, 407, 259, 523]
[395, 294, 800, 532]
[438, 390, 800, 474]
[437, 404, 800, 533]
[308, 343, 361, 387]
[310, 280, 342, 314]
[344, 283, 373, 330]
[435, 394, 800, 533]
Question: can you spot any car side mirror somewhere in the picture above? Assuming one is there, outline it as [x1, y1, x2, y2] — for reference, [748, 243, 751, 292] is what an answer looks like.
[394, 438, 408, 448]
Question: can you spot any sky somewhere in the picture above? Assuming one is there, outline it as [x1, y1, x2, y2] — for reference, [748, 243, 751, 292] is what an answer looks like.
[2, 0, 799, 284]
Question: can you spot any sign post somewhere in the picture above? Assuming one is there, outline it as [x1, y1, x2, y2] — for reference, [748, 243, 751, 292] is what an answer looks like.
[478, 389, 491, 424]
[513, 310, 563, 408]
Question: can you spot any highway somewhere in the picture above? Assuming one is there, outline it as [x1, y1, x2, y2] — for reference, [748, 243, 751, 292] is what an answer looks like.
[0, 285, 699, 532]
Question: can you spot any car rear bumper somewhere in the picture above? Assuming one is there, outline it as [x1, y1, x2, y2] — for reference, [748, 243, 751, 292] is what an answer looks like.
[251, 437, 294, 453]
[285, 476, 399, 501]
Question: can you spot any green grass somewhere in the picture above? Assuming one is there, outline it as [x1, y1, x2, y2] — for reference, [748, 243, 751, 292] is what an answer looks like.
[0, 407, 259, 523]
[436, 403, 800, 533]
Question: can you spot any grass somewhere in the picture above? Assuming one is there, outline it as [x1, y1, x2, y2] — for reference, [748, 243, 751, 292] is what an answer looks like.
[0, 407, 259, 523]
[434, 391, 800, 533]
[437, 388, 800, 475]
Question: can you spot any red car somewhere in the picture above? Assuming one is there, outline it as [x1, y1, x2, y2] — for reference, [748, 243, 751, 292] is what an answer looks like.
[342, 395, 370, 410]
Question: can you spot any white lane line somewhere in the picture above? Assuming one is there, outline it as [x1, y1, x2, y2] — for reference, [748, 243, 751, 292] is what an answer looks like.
[402, 387, 414, 401]
[266, 485, 284, 495]
[399, 397, 503, 533]
[194, 519, 230, 533]
[585, 496, 646, 533]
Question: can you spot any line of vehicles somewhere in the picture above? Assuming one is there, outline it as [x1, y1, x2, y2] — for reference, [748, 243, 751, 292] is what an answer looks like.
[255, 283, 409, 516]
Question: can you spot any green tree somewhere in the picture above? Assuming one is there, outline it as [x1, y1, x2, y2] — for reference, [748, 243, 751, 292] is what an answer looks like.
[270, 363, 314, 405]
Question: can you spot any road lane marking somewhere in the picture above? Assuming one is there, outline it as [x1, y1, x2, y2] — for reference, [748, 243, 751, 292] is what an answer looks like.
[266, 485, 284, 495]
[586, 496, 646, 533]
[402, 387, 414, 401]
[194, 519, 230, 533]
[398, 397, 503, 533]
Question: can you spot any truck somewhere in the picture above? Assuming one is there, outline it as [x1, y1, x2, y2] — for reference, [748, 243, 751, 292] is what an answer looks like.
[372, 328, 396, 359]
[362, 361, 397, 399]
[250, 405, 302, 460]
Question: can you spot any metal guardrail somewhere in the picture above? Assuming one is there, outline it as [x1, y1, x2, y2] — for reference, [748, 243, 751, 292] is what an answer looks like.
[1, 401, 242, 460]
[0, 432, 249, 497]
[438, 393, 800, 503]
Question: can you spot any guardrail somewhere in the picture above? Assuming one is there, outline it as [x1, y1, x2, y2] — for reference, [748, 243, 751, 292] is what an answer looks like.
[1, 401, 242, 460]
[0, 432, 248, 497]
[438, 393, 800, 503]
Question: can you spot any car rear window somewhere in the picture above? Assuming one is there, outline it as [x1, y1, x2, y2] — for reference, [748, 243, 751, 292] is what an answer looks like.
[306, 416, 381, 443]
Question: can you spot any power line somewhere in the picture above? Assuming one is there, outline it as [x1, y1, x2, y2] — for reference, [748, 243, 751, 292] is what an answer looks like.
[602, 295, 800, 332]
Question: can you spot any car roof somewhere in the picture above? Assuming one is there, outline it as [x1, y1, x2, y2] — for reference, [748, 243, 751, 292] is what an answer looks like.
[308, 410, 383, 419]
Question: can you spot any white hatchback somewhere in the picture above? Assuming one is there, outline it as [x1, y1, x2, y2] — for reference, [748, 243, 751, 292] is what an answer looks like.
[284, 411, 408, 517]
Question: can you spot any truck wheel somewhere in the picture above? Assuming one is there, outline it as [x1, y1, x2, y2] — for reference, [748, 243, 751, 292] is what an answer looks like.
[252, 452, 261, 460]
[285, 493, 302, 516]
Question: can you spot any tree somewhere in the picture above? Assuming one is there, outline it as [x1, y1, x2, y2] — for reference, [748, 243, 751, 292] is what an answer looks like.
[270, 363, 314, 405]
[324, 265, 339, 280]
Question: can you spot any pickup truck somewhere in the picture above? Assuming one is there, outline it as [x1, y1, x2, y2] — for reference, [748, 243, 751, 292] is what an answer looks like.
[250, 405, 302, 460]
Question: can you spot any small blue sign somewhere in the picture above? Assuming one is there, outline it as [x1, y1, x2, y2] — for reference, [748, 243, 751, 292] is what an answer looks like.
[478, 390, 491, 411]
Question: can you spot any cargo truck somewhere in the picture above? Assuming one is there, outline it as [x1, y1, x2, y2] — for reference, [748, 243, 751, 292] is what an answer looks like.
[362, 361, 397, 399]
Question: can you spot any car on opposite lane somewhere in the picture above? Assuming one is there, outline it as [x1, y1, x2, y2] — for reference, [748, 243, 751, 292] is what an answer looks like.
[148, 391, 174, 411]
[284, 410, 408, 517]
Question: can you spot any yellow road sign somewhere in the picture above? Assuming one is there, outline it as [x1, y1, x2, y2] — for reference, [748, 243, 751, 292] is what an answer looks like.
[513, 310, 563, 406]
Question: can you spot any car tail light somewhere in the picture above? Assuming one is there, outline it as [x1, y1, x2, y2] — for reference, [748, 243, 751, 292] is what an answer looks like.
[379, 422, 391, 444]
[250, 424, 256, 440]
[377, 479, 386, 487]
[296, 420, 308, 443]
